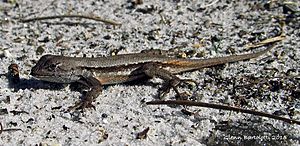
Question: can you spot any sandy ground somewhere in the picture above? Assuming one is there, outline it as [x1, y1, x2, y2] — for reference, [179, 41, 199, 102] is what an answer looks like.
[0, 0, 299, 145]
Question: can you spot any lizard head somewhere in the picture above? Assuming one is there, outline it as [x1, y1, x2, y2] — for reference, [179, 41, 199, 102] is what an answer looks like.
[30, 55, 80, 83]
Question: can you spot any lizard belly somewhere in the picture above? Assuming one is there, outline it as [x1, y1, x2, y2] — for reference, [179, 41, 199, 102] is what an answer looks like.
[95, 74, 146, 85]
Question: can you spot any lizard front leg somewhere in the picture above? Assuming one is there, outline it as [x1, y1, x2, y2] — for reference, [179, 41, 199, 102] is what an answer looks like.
[142, 63, 196, 99]
[68, 76, 102, 111]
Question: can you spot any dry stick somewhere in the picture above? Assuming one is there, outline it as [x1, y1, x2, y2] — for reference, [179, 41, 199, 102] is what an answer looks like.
[0, 123, 22, 134]
[20, 14, 121, 26]
[246, 35, 286, 49]
[146, 100, 300, 125]
[0, 123, 2, 134]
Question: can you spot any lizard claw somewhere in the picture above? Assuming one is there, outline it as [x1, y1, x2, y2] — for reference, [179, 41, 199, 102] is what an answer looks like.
[175, 91, 191, 100]
[68, 100, 96, 112]
[158, 78, 197, 99]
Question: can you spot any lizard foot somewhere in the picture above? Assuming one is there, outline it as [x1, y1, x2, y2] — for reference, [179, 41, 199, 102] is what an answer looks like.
[158, 78, 197, 99]
[68, 100, 96, 111]
[67, 91, 97, 111]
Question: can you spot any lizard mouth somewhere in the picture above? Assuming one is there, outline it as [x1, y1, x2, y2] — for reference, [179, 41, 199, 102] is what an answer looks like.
[31, 74, 74, 83]
[29, 70, 40, 77]
[30, 69, 53, 78]
[30, 67, 63, 82]
[30, 69, 78, 83]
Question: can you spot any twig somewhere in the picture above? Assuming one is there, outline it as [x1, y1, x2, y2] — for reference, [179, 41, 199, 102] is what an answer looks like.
[8, 63, 20, 84]
[201, 0, 219, 8]
[146, 100, 300, 125]
[20, 14, 122, 26]
[136, 127, 150, 139]
[0, 123, 2, 134]
[246, 35, 285, 49]
[0, 123, 22, 134]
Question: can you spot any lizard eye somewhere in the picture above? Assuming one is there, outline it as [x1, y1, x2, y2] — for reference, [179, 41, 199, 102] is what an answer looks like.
[47, 63, 58, 71]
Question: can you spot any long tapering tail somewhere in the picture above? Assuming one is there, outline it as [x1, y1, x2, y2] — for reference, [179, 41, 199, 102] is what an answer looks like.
[166, 44, 276, 74]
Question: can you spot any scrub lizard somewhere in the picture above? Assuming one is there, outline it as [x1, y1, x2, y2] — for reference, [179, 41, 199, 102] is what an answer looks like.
[30, 45, 275, 110]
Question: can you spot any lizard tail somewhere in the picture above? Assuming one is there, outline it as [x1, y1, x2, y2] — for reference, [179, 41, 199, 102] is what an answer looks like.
[167, 44, 276, 73]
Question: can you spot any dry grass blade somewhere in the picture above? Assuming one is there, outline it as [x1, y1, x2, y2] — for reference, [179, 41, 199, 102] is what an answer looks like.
[246, 35, 286, 49]
[146, 100, 300, 125]
[0, 122, 22, 134]
[20, 14, 122, 26]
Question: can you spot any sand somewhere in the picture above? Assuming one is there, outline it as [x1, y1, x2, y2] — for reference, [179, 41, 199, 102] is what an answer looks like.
[0, 0, 299, 145]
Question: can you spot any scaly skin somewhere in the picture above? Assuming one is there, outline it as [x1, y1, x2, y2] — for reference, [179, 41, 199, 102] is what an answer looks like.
[30, 45, 275, 110]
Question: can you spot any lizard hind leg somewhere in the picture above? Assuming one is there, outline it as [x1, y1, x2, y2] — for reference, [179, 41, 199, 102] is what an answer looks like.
[142, 63, 196, 99]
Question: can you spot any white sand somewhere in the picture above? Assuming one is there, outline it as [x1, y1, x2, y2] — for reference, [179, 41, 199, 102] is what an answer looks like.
[0, 0, 299, 145]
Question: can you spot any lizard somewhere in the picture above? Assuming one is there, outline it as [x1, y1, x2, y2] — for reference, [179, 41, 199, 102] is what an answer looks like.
[30, 45, 275, 110]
